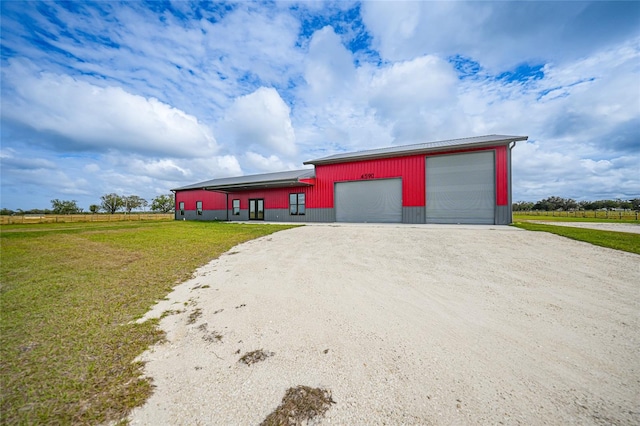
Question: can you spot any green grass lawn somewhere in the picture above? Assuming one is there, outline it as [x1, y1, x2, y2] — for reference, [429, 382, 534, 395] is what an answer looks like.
[512, 222, 640, 255]
[0, 220, 298, 425]
[513, 213, 639, 223]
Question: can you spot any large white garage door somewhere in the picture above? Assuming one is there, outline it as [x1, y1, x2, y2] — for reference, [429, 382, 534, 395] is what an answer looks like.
[426, 152, 495, 224]
[335, 179, 402, 223]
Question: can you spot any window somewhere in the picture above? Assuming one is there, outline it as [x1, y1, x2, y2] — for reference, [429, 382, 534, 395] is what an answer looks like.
[232, 199, 240, 215]
[196, 201, 203, 215]
[179, 201, 185, 216]
[289, 193, 305, 215]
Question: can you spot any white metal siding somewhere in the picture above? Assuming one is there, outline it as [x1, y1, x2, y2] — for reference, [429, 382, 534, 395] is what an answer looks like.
[426, 152, 495, 224]
[335, 179, 402, 223]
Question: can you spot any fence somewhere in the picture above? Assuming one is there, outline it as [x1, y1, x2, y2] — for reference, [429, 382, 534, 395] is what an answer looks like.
[0, 213, 174, 225]
[514, 210, 639, 220]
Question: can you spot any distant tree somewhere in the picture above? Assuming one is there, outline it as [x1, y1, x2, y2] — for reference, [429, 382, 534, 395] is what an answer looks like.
[619, 200, 632, 210]
[100, 193, 124, 214]
[533, 196, 579, 211]
[631, 199, 640, 211]
[582, 200, 602, 210]
[25, 208, 51, 214]
[151, 194, 174, 213]
[562, 198, 578, 211]
[512, 201, 534, 211]
[123, 195, 147, 213]
[89, 204, 100, 214]
[533, 197, 553, 211]
[51, 199, 82, 214]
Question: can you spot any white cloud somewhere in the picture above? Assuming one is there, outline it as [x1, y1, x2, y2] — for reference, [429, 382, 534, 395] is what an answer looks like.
[362, 2, 501, 64]
[368, 55, 459, 141]
[224, 87, 297, 157]
[304, 26, 357, 101]
[512, 142, 639, 201]
[244, 151, 297, 172]
[200, 6, 302, 85]
[2, 59, 217, 158]
[125, 158, 190, 181]
[293, 26, 392, 153]
[106, 153, 243, 185]
[205, 155, 243, 178]
[0, 148, 57, 170]
[83, 164, 101, 173]
[361, 1, 640, 71]
[3, 167, 92, 198]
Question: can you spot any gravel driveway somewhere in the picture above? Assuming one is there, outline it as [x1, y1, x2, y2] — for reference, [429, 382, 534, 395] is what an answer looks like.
[130, 224, 640, 425]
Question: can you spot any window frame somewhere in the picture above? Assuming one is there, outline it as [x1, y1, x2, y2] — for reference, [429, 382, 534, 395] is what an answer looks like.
[196, 200, 203, 215]
[289, 193, 305, 216]
[232, 199, 240, 215]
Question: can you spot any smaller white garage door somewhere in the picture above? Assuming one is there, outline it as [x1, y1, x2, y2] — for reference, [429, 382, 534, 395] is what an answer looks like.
[335, 179, 402, 223]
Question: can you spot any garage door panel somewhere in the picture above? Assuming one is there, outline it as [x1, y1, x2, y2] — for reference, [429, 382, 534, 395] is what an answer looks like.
[426, 152, 495, 224]
[335, 179, 402, 223]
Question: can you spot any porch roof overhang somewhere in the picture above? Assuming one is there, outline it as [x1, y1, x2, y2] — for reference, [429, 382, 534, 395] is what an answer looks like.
[172, 169, 315, 193]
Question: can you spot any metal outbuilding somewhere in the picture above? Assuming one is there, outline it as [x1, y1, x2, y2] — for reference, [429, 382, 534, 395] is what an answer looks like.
[172, 134, 528, 225]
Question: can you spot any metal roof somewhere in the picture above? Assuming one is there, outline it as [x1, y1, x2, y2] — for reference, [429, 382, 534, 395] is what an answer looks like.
[304, 134, 528, 165]
[172, 169, 315, 192]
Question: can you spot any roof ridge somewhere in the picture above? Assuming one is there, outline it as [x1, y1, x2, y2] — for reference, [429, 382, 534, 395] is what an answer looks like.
[304, 134, 527, 165]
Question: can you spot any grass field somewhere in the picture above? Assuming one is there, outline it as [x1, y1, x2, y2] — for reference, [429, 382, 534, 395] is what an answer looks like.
[0, 220, 298, 425]
[0, 213, 173, 225]
[513, 211, 639, 222]
[512, 222, 640, 255]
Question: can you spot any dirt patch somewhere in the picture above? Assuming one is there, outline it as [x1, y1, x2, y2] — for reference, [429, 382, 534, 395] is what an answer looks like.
[260, 386, 335, 426]
[197, 323, 222, 343]
[239, 349, 274, 366]
[186, 308, 202, 324]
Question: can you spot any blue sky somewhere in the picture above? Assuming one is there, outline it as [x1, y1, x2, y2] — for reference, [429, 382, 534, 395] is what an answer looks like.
[1, 1, 638, 210]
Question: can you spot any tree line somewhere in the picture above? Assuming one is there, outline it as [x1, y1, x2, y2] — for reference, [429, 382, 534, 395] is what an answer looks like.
[513, 196, 640, 212]
[5, 194, 638, 215]
[0, 194, 175, 215]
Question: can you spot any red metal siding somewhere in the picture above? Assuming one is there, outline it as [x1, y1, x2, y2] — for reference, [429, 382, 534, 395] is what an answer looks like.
[495, 146, 508, 205]
[224, 187, 313, 209]
[175, 190, 227, 210]
[314, 155, 426, 207]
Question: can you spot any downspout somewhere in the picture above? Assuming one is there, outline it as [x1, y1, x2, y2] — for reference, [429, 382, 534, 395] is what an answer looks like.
[171, 190, 177, 220]
[508, 142, 516, 224]
[226, 193, 229, 221]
